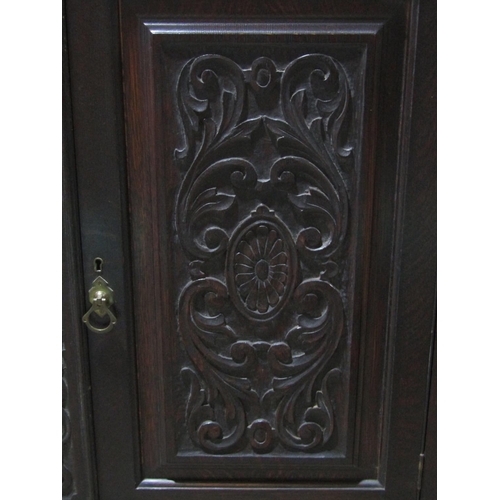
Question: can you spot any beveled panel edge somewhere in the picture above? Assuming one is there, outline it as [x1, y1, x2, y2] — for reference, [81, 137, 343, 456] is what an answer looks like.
[134, 479, 385, 500]
[137, 478, 384, 491]
[137, 23, 383, 476]
[144, 20, 386, 36]
[124, 16, 397, 483]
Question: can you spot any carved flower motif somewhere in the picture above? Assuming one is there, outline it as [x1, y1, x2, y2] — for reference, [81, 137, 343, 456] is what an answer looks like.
[234, 223, 289, 314]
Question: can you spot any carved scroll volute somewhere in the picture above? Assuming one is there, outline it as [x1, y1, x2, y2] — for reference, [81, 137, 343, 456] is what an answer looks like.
[175, 55, 246, 168]
[179, 279, 259, 454]
[175, 56, 253, 260]
[269, 155, 343, 265]
[278, 55, 352, 260]
[174, 54, 353, 455]
[280, 54, 352, 162]
[268, 279, 344, 451]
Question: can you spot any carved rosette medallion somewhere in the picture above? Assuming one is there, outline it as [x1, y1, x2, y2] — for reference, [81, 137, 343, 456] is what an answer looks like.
[227, 206, 297, 320]
[174, 53, 353, 454]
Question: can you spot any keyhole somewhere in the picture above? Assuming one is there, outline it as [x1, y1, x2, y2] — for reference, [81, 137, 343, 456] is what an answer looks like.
[93, 257, 103, 273]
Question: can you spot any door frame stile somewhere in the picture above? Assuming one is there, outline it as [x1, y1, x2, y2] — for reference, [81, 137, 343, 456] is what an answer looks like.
[63, 0, 99, 496]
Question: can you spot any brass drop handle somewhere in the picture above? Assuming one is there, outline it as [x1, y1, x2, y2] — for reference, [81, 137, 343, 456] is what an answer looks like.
[82, 276, 117, 333]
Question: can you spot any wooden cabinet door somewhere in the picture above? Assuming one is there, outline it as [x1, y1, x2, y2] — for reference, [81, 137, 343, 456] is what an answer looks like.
[63, 0, 436, 498]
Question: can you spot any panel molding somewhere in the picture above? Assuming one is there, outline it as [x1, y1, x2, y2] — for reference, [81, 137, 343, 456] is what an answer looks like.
[122, 16, 394, 481]
[145, 21, 385, 36]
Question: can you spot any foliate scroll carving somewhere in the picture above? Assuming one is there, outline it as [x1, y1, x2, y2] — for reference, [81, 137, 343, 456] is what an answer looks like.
[174, 53, 354, 454]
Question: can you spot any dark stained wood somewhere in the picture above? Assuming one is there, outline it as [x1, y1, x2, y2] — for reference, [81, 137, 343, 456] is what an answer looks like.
[64, 0, 436, 498]
[420, 331, 437, 500]
[381, 0, 437, 496]
[123, 19, 388, 481]
[62, 2, 98, 497]
[65, 0, 141, 496]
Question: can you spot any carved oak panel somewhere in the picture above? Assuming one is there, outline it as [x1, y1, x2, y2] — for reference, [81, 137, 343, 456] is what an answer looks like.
[175, 52, 353, 455]
[122, 19, 395, 481]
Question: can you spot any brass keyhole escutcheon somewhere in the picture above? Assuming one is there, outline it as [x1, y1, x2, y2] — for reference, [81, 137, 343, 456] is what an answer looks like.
[82, 276, 117, 333]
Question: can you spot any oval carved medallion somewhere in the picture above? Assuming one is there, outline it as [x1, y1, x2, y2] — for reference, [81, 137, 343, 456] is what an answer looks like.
[227, 206, 297, 320]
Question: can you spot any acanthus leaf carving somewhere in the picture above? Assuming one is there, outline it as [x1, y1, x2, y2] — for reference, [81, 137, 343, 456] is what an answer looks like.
[174, 53, 355, 454]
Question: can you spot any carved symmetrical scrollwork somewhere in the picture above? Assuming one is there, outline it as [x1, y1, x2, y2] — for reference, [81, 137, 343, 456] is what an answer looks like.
[175, 53, 353, 454]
